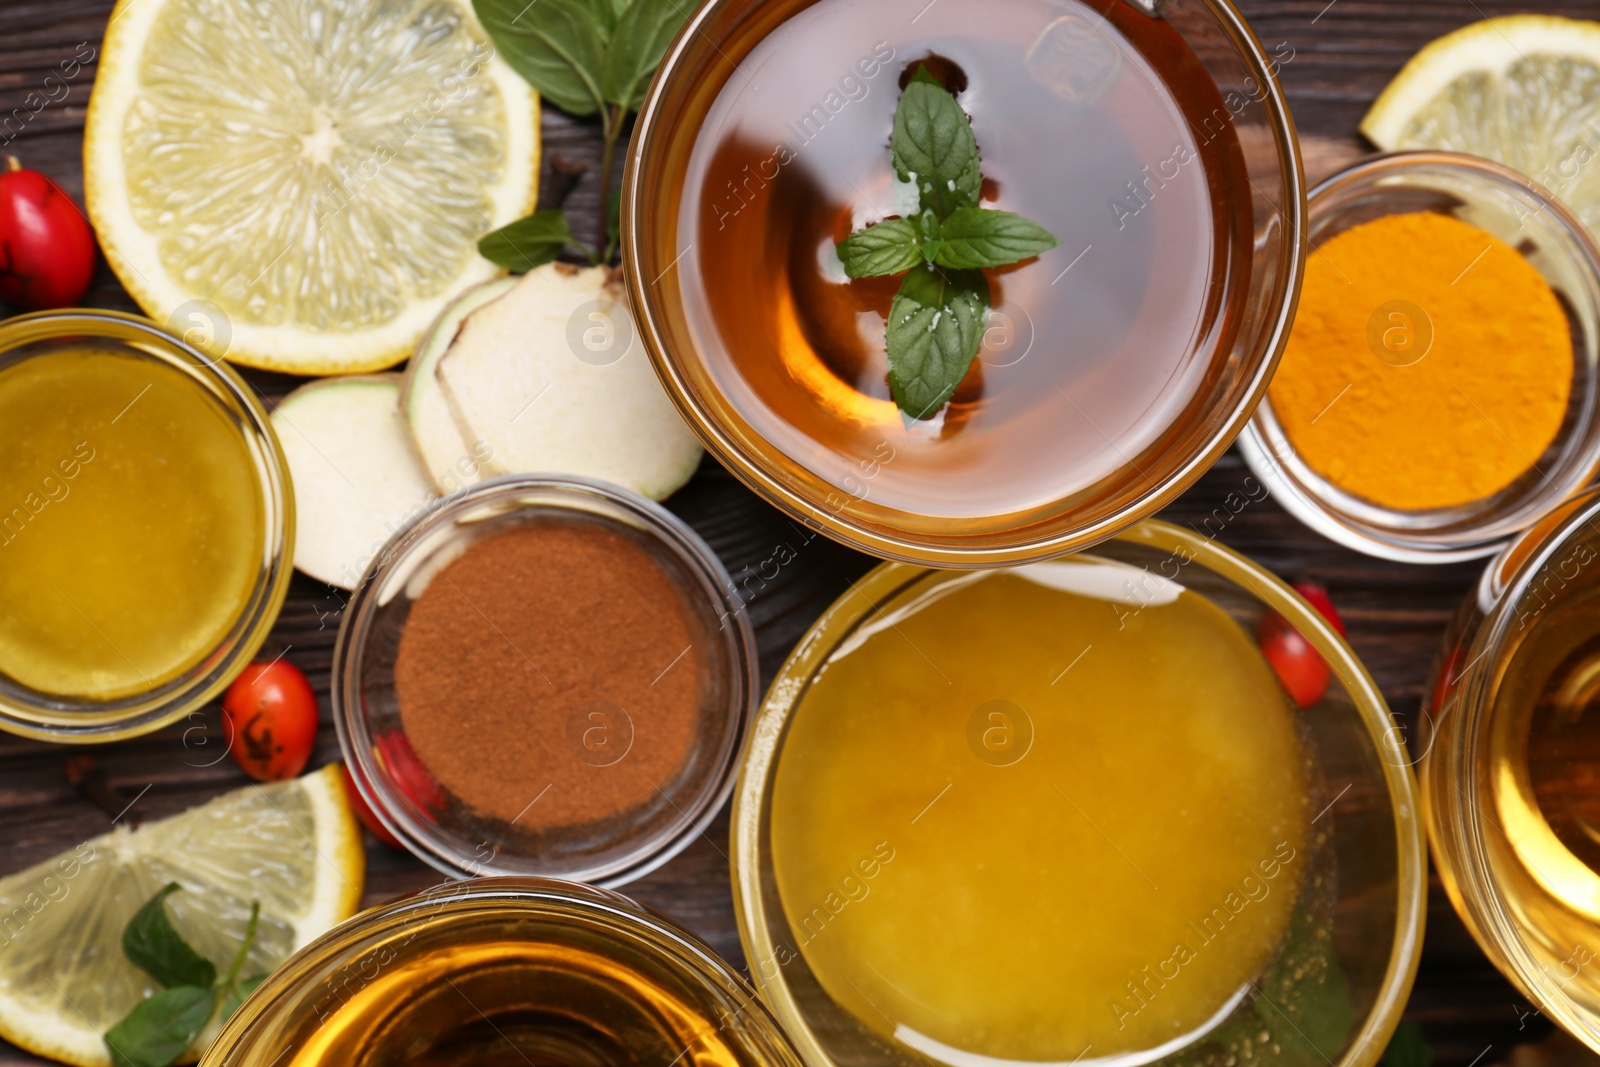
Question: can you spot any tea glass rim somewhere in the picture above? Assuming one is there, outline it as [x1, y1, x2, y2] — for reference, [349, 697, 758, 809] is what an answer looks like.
[1238, 150, 1600, 565]
[729, 519, 1427, 1067]
[622, 0, 1308, 567]
[0, 309, 293, 743]
[332, 473, 759, 888]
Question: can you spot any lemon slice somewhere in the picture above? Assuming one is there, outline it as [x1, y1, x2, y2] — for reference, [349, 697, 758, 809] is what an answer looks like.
[85, 0, 539, 374]
[0, 764, 364, 1067]
[1361, 15, 1600, 235]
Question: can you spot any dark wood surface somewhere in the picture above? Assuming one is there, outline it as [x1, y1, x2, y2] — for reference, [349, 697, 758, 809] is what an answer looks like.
[1, 1, 1596, 1064]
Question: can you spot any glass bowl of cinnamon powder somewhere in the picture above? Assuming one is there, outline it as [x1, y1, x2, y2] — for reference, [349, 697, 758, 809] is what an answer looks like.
[332, 475, 758, 887]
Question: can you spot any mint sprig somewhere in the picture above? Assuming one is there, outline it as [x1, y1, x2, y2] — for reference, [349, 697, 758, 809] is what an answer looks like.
[840, 65, 1059, 421]
[474, 0, 691, 267]
[103, 885, 263, 1067]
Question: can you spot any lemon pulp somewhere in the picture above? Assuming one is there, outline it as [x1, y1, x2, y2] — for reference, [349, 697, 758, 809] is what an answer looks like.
[770, 564, 1310, 1061]
[0, 349, 263, 699]
[85, 0, 540, 373]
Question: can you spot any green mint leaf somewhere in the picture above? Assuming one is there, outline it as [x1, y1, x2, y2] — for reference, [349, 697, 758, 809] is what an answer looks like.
[1380, 1024, 1432, 1067]
[885, 265, 990, 420]
[221, 975, 268, 1023]
[908, 64, 944, 89]
[479, 210, 576, 272]
[104, 986, 216, 1067]
[599, 0, 692, 111]
[578, 0, 625, 34]
[934, 207, 1059, 269]
[891, 80, 981, 220]
[473, 0, 607, 117]
[837, 218, 923, 278]
[122, 885, 216, 990]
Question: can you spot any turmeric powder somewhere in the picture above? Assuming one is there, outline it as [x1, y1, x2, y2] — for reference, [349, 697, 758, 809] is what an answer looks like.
[1269, 211, 1572, 511]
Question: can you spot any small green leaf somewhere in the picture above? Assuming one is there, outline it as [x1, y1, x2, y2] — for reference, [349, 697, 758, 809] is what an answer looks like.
[934, 207, 1059, 269]
[837, 218, 922, 278]
[479, 210, 576, 272]
[122, 885, 215, 990]
[221, 975, 267, 1023]
[576, 0, 625, 35]
[104, 987, 215, 1067]
[599, 0, 691, 111]
[885, 265, 990, 420]
[891, 80, 981, 220]
[473, 0, 608, 116]
[908, 64, 944, 89]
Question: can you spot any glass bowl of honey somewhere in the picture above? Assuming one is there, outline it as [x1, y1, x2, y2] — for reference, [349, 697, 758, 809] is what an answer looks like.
[1239, 152, 1600, 564]
[731, 520, 1425, 1067]
[202, 877, 805, 1067]
[0, 310, 293, 742]
[623, 0, 1305, 566]
[1422, 486, 1600, 1050]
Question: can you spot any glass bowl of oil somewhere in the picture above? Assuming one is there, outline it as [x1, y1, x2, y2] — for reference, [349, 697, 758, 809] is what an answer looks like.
[202, 877, 805, 1067]
[1422, 486, 1600, 1050]
[623, 0, 1305, 566]
[731, 519, 1425, 1067]
[0, 310, 293, 742]
[1238, 152, 1600, 565]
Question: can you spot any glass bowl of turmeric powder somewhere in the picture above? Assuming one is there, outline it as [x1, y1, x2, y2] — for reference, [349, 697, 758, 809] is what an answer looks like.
[1240, 151, 1600, 563]
[332, 475, 758, 888]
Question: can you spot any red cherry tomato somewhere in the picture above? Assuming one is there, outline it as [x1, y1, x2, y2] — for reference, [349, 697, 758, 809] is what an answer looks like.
[1293, 582, 1346, 636]
[221, 660, 319, 781]
[1258, 612, 1331, 708]
[340, 762, 403, 848]
[376, 731, 447, 814]
[0, 157, 95, 310]
[1430, 646, 1464, 716]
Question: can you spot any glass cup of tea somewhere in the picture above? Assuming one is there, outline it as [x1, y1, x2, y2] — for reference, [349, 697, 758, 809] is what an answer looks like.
[624, 0, 1305, 565]
[1423, 486, 1600, 1050]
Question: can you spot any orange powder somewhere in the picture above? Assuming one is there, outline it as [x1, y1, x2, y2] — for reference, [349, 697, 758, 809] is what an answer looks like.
[1269, 211, 1572, 510]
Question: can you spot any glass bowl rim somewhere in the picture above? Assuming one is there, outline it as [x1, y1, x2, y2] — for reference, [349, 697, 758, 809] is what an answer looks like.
[729, 518, 1427, 1067]
[1425, 485, 1600, 1039]
[621, 0, 1308, 567]
[0, 308, 293, 743]
[332, 473, 760, 888]
[1238, 149, 1600, 565]
[204, 875, 802, 1067]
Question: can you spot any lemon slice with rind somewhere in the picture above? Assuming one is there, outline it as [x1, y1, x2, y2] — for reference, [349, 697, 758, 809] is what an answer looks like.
[1362, 15, 1600, 236]
[85, 0, 539, 374]
[0, 764, 363, 1067]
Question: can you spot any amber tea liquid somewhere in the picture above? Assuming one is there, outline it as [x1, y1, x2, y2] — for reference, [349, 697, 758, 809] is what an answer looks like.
[1471, 562, 1600, 1019]
[677, 0, 1253, 525]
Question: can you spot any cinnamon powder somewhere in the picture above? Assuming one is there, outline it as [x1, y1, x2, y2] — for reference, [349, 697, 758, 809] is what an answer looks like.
[393, 520, 703, 830]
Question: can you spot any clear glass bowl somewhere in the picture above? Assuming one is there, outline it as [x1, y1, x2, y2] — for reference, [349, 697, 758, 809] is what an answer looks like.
[333, 475, 758, 887]
[623, 0, 1305, 566]
[1239, 151, 1600, 564]
[203, 877, 805, 1067]
[0, 310, 293, 743]
[1421, 486, 1600, 1050]
[731, 520, 1426, 1067]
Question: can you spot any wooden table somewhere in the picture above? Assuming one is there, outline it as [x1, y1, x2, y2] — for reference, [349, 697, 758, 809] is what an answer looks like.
[1, 1, 1593, 1064]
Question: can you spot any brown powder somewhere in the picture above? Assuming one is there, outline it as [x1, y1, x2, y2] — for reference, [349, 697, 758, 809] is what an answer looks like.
[393, 520, 703, 830]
